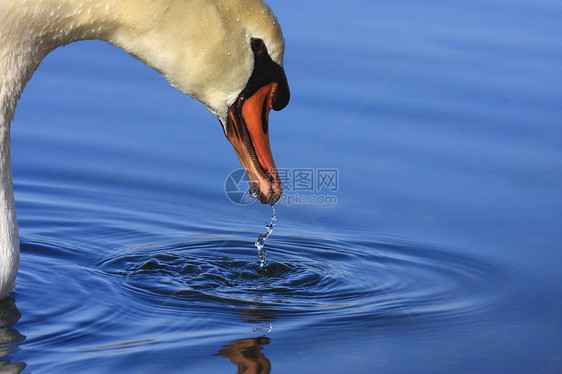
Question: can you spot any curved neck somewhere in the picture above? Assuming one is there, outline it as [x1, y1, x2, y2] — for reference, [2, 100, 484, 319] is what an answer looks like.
[0, 0, 118, 297]
[0, 0, 191, 298]
[0, 0, 186, 298]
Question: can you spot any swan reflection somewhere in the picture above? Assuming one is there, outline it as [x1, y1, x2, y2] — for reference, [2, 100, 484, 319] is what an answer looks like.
[0, 297, 26, 373]
[217, 299, 275, 373]
[217, 337, 271, 374]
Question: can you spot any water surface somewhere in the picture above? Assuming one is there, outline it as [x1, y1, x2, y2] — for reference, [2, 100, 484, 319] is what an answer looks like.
[2, 0, 561, 372]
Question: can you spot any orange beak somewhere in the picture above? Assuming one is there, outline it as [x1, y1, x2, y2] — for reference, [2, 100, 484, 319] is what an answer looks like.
[225, 82, 282, 205]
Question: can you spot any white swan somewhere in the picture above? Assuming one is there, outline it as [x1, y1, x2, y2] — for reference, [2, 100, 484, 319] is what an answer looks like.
[0, 0, 290, 298]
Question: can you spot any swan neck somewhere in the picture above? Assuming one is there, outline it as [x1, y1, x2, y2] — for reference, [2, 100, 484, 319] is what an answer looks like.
[0, 122, 19, 299]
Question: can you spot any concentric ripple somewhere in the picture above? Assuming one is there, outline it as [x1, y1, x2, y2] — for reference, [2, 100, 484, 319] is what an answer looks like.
[96, 235, 505, 329]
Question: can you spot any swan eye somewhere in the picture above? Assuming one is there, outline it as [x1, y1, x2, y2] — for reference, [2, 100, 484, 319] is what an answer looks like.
[239, 37, 289, 111]
[250, 38, 266, 55]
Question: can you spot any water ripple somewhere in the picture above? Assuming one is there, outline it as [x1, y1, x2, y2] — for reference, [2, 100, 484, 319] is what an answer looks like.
[11, 233, 510, 373]
[95, 235, 505, 330]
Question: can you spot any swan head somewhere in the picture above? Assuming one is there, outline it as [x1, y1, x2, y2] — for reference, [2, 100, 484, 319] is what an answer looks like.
[113, 0, 289, 205]
[207, 5, 290, 206]
[222, 37, 289, 205]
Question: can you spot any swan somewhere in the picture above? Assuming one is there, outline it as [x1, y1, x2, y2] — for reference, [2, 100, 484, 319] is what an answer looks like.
[0, 0, 290, 298]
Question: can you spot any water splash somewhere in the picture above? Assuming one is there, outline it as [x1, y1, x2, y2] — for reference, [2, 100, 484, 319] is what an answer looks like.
[255, 206, 276, 268]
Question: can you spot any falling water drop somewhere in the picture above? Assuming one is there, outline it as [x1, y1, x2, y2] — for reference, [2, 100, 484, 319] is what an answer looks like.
[255, 206, 276, 268]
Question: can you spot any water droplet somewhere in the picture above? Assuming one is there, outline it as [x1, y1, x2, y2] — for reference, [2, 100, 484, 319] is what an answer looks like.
[255, 206, 276, 268]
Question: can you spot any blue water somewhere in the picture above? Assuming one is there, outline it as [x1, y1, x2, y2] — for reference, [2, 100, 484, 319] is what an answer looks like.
[2, 0, 561, 372]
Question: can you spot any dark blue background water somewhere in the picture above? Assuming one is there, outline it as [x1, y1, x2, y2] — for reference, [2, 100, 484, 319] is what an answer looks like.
[2, 0, 561, 372]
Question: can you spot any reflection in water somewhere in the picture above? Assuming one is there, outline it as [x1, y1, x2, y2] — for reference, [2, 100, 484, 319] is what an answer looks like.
[217, 337, 271, 374]
[0, 298, 26, 373]
[219, 298, 275, 373]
